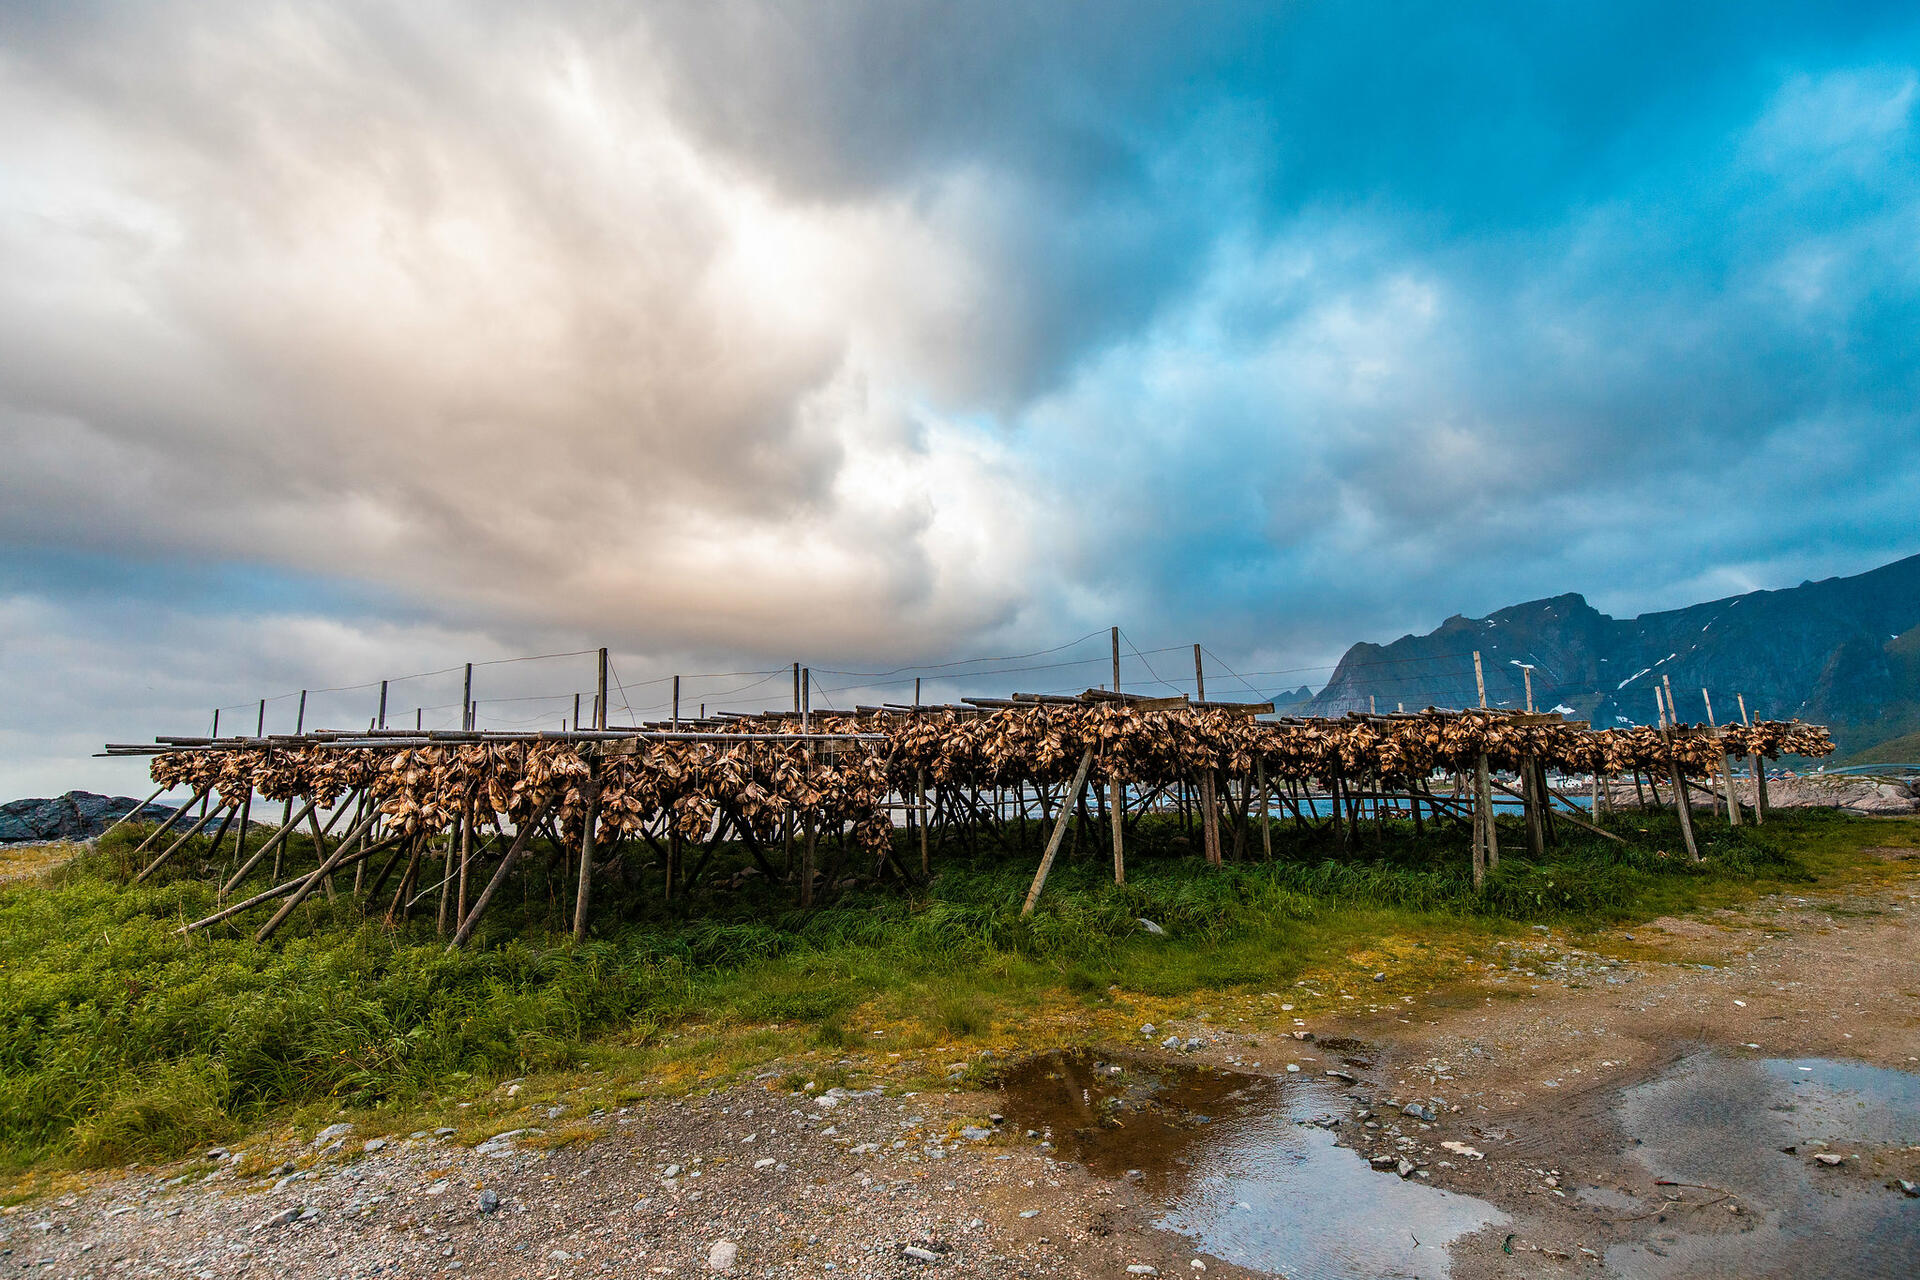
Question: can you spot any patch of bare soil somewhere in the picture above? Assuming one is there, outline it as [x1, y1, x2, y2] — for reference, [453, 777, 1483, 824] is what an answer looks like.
[10, 872, 1918, 1280]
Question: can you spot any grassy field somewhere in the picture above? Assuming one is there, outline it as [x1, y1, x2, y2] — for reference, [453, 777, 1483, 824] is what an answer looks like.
[0, 804, 1914, 1177]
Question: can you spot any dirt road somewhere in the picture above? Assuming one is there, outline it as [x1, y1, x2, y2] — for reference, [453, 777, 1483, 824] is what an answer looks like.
[8, 849, 1917, 1280]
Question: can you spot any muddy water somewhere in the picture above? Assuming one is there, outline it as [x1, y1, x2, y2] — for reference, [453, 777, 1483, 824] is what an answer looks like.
[1609, 1054, 1920, 1279]
[997, 1050, 1506, 1279]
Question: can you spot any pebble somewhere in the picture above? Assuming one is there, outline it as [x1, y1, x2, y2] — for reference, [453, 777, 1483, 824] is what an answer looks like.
[477, 1189, 500, 1215]
[311, 1123, 354, 1147]
[903, 1245, 941, 1262]
[1019, 1209, 1040, 1218]
[1127, 1267, 1159, 1276]
[707, 1239, 739, 1272]
[1814, 1153, 1845, 1166]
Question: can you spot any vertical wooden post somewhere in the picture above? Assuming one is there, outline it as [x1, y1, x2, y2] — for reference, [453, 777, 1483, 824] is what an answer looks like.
[1193, 644, 1204, 701]
[1474, 651, 1487, 709]
[1471, 755, 1489, 890]
[1110, 758, 1126, 885]
[1199, 771, 1223, 866]
[1112, 627, 1122, 695]
[672, 676, 681, 729]
[573, 693, 581, 731]
[1703, 689, 1740, 826]
[1655, 686, 1700, 860]
[595, 649, 608, 730]
[377, 680, 388, 730]
[802, 668, 811, 727]
[456, 790, 473, 925]
[1738, 693, 1765, 824]
[1477, 751, 1498, 870]
[463, 663, 474, 731]
[1524, 754, 1545, 856]
[1257, 757, 1271, 859]
[1022, 747, 1096, 915]
[572, 760, 599, 941]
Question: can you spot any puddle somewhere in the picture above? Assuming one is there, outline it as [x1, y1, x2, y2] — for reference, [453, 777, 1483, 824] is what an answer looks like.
[997, 1050, 1506, 1278]
[1612, 1054, 1920, 1278]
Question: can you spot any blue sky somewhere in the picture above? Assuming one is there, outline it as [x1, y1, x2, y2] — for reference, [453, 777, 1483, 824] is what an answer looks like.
[2, 1, 1917, 797]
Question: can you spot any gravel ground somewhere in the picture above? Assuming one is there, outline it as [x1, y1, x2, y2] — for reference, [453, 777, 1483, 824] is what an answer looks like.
[7, 842, 1917, 1280]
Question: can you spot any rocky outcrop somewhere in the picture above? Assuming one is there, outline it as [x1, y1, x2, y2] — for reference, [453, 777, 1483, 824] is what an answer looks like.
[0, 791, 176, 844]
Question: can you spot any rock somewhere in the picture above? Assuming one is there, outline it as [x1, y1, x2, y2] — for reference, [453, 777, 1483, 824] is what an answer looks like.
[1162, 1036, 1181, 1050]
[755, 1158, 775, 1169]
[254, 1207, 301, 1231]
[475, 1128, 538, 1158]
[477, 1189, 500, 1215]
[1396, 1158, 1415, 1178]
[1898, 1180, 1918, 1197]
[204, 1147, 229, 1161]
[1138, 918, 1166, 936]
[1369, 1155, 1397, 1169]
[1127, 1267, 1160, 1276]
[0, 791, 176, 844]
[903, 1245, 941, 1262]
[1402, 1103, 1436, 1122]
[1373, 972, 1386, 982]
[662, 1164, 682, 1178]
[1140, 1024, 1156, 1036]
[1441, 1141, 1484, 1160]
[1019, 1209, 1040, 1218]
[1326, 1070, 1356, 1083]
[362, 1137, 387, 1153]
[312, 1123, 355, 1147]
[1183, 1037, 1201, 1051]
[1814, 1152, 1845, 1166]
[961, 1126, 992, 1142]
[707, 1239, 739, 1272]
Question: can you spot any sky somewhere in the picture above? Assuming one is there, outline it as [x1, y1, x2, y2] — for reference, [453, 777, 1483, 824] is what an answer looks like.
[3, 0, 1918, 800]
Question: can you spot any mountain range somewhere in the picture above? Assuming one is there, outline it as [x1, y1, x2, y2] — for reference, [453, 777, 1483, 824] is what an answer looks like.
[1305, 551, 1920, 759]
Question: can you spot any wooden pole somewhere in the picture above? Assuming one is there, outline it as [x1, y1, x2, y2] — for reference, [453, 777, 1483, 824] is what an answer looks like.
[1704, 689, 1741, 826]
[220, 796, 319, 898]
[1738, 693, 1765, 823]
[1022, 747, 1095, 916]
[178, 838, 393, 934]
[1474, 651, 1487, 709]
[1193, 644, 1204, 701]
[456, 790, 475, 923]
[1471, 754, 1489, 890]
[1257, 757, 1271, 859]
[130, 786, 204, 857]
[377, 680, 388, 730]
[97, 783, 169, 844]
[448, 794, 559, 950]
[134, 797, 228, 884]
[463, 663, 475, 731]
[1478, 752, 1498, 869]
[1654, 686, 1701, 861]
[672, 676, 680, 729]
[595, 649, 608, 731]
[256, 808, 381, 941]
[1199, 771, 1223, 866]
[1112, 627, 1122, 695]
[1522, 666, 1534, 714]
[572, 762, 599, 941]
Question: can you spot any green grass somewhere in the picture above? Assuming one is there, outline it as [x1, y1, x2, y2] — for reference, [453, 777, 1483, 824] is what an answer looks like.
[0, 806, 1911, 1175]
